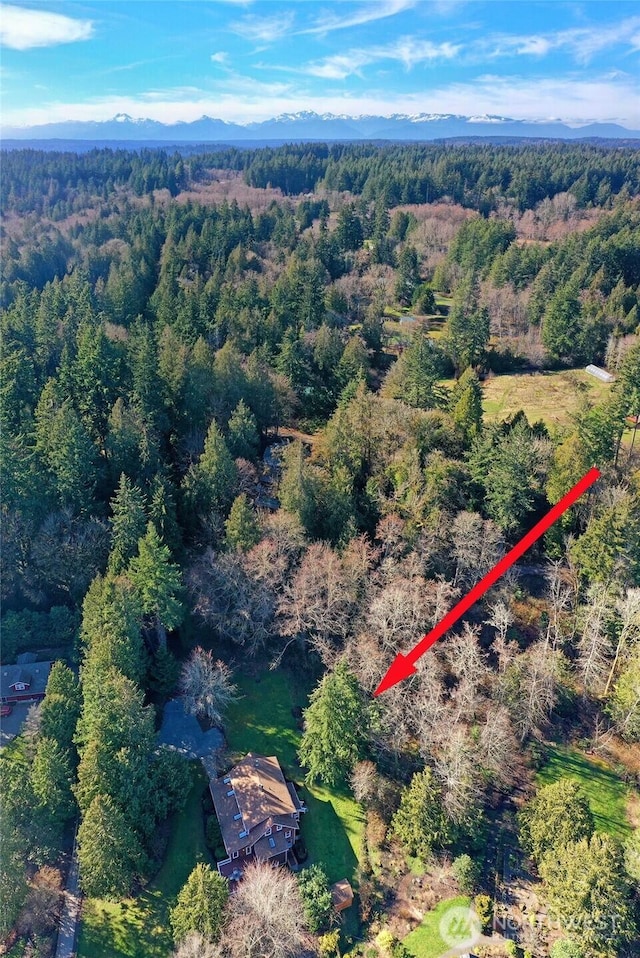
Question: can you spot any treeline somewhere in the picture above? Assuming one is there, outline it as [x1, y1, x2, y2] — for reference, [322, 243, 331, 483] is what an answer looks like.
[0, 147, 190, 217]
[241, 141, 640, 210]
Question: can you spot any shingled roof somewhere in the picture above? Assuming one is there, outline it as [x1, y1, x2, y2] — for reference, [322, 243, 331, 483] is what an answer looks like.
[210, 753, 304, 859]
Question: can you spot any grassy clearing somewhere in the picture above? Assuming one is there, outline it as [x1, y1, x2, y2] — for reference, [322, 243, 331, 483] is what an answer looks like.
[77, 762, 210, 958]
[226, 670, 364, 884]
[226, 669, 365, 940]
[403, 895, 473, 958]
[481, 369, 611, 429]
[536, 744, 632, 842]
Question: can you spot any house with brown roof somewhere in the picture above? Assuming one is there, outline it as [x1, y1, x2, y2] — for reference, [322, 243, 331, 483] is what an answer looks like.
[209, 752, 307, 880]
[0, 661, 51, 705]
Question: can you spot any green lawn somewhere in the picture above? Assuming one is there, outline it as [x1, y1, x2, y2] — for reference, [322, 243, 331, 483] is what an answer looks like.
[403, 896, 473, 958]
[226, 669, 365, 938]
[226, 670, 364, 886]
[77, 761, 210, 958]
[536, 744, 632, 841]
[481, 369, 611, 429]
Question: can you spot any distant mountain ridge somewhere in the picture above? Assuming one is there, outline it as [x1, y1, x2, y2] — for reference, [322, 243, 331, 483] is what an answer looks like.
[3, 111, 639, 142]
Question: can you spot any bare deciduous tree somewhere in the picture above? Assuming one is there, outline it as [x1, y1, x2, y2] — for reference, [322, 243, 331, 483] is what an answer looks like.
[350, 760, 378, 806]
[277, 542, 360, 665]
[173, 934, 224, 958]
[188, 550, 275, 655]
[578, 584, 617, 696]
[224, 862, 308, 958]
[478, 705, 519, 789]
[179, 648, 237, 726]
[485, 599, 513, 648]
[604, 588, 640, 696]
[433, 725, 482, 826]
[445, 625, 490, 725]
[509, 642, 562, 741]
[451, 512, 504, 589]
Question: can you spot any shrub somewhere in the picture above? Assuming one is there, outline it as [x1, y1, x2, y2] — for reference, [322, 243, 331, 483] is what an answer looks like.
[205, 815, 225, 859]
[318, 930, 341, 956]
[297, 864, 334, 935]
[366, 809, 387, 853]
[473, 894, 494, 934]
[452, 853, 479, 893]
[550, 940, 585, 958]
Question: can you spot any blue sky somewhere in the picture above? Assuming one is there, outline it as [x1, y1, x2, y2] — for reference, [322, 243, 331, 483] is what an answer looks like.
[1, 1, 639, 129]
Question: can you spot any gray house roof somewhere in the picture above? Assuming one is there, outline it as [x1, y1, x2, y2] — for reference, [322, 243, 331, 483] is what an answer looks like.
[1, 661, 51, 700]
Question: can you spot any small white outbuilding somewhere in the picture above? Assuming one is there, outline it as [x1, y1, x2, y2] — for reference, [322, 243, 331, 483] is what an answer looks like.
[585, 364, 615, 383]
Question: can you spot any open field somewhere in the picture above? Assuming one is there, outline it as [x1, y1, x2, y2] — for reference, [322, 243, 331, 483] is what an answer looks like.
[77, 762, 211, 958]
[403, 895, 473, 958]
[481, 369, 612, 429]
[536, 744, 633, 842]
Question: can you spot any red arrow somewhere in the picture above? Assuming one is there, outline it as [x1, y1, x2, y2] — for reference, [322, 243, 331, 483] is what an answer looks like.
[374, 466, 601, 696]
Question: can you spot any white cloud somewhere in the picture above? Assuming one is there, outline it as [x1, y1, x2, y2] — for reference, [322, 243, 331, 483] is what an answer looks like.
[300, 37, 461, 78]
[300, 0, 416, 36]
[2, 73, 638, 130]
[210, 51, 229, 64]
[303, 52, 373, 80]
[230, 11, 294, 44]
[484, 16, 640, 64]
[386, 38, 461, 68]
[0, 4, 94, 50]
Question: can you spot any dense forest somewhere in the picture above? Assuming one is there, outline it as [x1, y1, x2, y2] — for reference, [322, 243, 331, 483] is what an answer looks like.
[1, 141, 639, 958]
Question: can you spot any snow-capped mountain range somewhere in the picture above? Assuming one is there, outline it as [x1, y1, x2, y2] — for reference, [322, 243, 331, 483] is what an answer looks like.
[3, 111, 639, 142]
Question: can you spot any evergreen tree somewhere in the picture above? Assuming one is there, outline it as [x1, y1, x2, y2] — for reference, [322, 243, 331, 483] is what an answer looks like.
[227, 399, 259, 461]
[297, 864, 334, 934]
[182, 421, 238, 521]
[170, 864, 229, 944]
[443, 276, 490, 375]
[77, 794, 147, 900]
[128, 522, 184, 643]
[337, 336, 369, 388]
[608, 649, 640, 741]
[279, 440, 321, 537]
[450, 368, 483, 444]
[75, 666, 159, 834]
[35, 382, 99, 514]
[519, 779, 594, 865]
[391, 769, 452, 859]
[109, 473, 147, 573]
[394, 245, 420, 305]
[148, 646, 181, 700]
[540, 834, 637, 957]
[570, 493, 640, 587]
[384, 330, 444, 410]
[469, 419, 541, 535]
[148, 471, 182, 555]
[542, 284, 582, 363]
[225, 494, 261, 552]
[39, 661, 81, 751]
[81, 573, 146, 683]
[31, 736, 75, 823]
[0, 818, 28, 938]
[299, 660, 371, 786]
